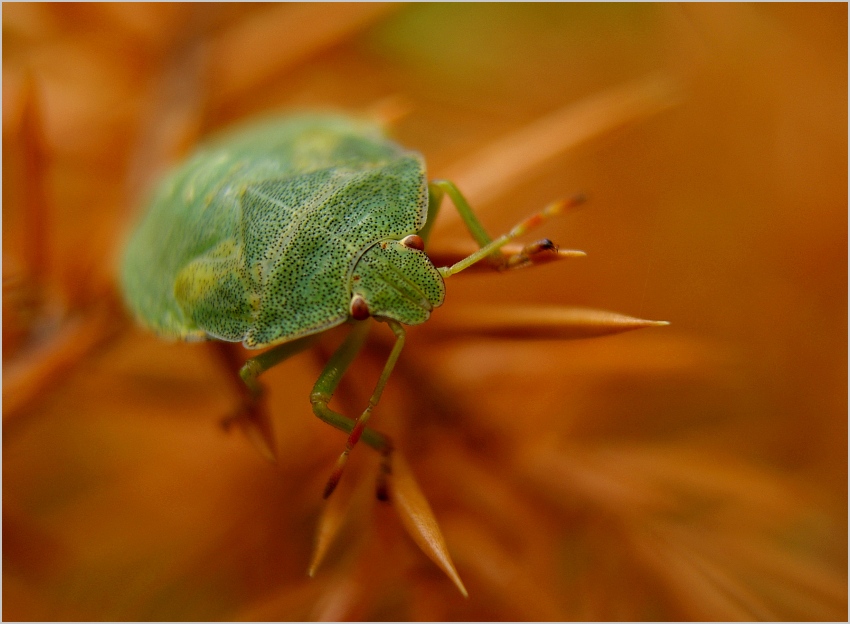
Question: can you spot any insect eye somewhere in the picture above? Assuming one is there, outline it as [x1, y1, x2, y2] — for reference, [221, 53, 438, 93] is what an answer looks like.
[349, 294, 370, 320]
[400, 234, 424, 251]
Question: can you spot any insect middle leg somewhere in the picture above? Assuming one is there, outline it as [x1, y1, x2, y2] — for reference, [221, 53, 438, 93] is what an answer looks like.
[217, 334, 319, 461]
[425, 179, 585, 275]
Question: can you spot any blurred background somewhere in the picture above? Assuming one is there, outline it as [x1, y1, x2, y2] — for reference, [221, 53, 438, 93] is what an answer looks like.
[3, 3, 846, 620]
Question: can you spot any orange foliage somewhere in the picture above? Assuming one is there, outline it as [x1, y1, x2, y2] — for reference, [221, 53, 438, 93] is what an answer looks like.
[3, 3, 846, 620]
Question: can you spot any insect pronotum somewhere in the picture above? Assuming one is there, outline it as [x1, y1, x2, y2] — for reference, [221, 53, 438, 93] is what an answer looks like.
[121, 114, 581, 498]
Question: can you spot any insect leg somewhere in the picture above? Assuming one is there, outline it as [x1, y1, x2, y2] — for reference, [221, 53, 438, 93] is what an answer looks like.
[310, 321, 393, 498]
[423, 180, 495, 249]
[432, 177, 582, 272]
[238, 333, 320, 396]
[216, 334, 318, 461]
[428, 179, 585, 276]
[320, 320, 405, 499]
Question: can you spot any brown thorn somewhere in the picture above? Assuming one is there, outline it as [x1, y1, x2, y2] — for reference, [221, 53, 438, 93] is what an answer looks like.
[424, 305, 670, 341]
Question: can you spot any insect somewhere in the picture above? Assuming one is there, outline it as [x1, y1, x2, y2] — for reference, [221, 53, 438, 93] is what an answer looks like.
[121, 114, 579, 498]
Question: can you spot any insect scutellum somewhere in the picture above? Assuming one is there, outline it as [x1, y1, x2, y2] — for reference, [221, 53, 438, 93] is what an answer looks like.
[120, 115, 579, 500]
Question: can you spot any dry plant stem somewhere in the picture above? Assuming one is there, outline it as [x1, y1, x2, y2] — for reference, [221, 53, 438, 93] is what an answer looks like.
[434, 72, 680, 224]
[207, 3, 400, 118]
[18, 76, 51, 288]
[3, 78, 131, 423]
[126, 27, 209, 202]
[363, 94, 415, 129]
[3, 77, 53, 364]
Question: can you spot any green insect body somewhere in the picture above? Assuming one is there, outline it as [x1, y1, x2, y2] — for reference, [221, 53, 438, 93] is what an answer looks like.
[122, 116, 444, 349]
[122, 114, 573, 498]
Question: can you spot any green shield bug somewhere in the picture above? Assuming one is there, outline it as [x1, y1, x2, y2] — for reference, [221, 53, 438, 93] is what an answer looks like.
[121, 114, 580, 498]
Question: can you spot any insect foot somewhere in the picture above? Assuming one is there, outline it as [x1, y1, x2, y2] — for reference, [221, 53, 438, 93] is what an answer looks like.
[504, 238, 560, 270]
[219, 398, 277, 463]
[375, 445, 394, 502]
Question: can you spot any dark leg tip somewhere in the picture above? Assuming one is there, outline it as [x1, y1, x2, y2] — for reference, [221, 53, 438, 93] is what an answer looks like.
[323, 474, 341, 499]
[536, 238, 557, 251]
[375, 474, 390, 502]
[375, 484, 390, 502]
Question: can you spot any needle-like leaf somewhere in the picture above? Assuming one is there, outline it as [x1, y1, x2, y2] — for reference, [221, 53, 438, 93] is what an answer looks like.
[208, 3, 399, 112]
[389, 451, 468, 597]
[433, 72, 681, 225]
[17, 75, 51, 286]
[426, 304, 669, 341]
[308, 471, 361, 578]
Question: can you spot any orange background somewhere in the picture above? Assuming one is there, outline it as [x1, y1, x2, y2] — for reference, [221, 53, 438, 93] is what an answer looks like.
[3, 4, 847, 620]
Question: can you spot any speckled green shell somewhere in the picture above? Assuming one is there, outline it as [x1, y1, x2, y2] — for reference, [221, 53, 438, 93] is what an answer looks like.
[121, 115, 445, 349]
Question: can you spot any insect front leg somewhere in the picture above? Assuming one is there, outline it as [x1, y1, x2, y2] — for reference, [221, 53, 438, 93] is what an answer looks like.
[426, 179, 585, 276]
[309, 320, 397, 499]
